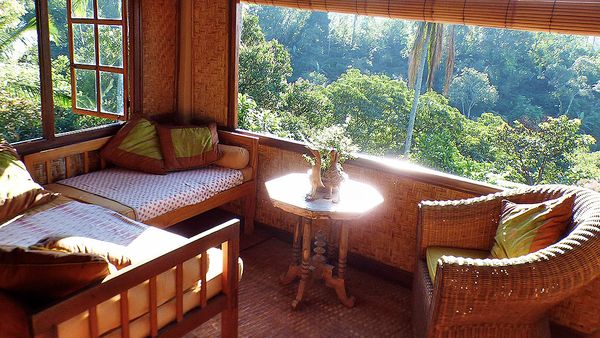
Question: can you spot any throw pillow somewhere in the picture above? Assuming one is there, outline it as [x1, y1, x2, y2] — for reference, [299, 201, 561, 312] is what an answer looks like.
[490, 193, 575, 259]
[0, 245, 111, 300]
[33, 236, 132, 270]
[157, 122, 220, 171]
[0, 140, 56, 222]
[100, 118, 166, 174]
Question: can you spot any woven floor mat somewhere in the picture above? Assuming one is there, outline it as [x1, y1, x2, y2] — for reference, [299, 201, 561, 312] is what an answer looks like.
[186, 237, 413, 337]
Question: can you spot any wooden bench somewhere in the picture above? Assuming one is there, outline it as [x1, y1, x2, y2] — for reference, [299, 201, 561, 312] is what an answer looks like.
[23, 130, 258, 234]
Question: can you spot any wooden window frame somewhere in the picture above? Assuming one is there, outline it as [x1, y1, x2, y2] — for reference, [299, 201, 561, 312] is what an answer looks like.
[14, 0, 139, 155]
[67, 0, 130, 121]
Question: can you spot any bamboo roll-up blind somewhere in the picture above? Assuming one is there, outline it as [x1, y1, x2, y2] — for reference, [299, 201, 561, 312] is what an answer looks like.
[244, 0, 600, 36]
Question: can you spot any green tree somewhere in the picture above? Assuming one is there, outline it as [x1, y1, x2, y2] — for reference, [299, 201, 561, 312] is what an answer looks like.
[449, 67, 498, 118]
[326, 69, 411, 156]
[494, 116, 595, 185]
[404, 23, 457, 155]
[281, 79, 334, 127]
[239, 13, 292, 110]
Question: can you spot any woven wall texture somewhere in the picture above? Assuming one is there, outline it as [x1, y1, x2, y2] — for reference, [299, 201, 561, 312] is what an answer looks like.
[252, 145, 474, 273]
[191, 0, 230, 126]
[141, 0, 178, 116]
[240, 144, 600, 334]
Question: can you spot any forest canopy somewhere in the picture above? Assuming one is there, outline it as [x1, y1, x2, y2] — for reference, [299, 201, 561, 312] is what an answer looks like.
[237, 5, 600, 188]
[1, 2, 598, 188]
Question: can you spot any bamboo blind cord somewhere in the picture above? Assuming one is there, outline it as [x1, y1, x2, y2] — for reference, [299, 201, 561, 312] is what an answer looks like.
[243, 0, 600, 36]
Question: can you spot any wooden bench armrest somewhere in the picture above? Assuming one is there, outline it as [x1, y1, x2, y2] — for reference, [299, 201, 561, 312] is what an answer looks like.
[30, 219, 240, 337]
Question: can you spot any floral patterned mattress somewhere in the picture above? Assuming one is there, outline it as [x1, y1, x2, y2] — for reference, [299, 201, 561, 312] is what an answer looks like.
[55, 166, 244, 222]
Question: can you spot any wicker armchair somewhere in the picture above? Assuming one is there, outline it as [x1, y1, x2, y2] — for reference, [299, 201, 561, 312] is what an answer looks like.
[412, 185, 600, 338]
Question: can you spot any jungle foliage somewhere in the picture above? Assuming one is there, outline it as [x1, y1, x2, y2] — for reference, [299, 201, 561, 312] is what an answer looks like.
[238, 6, 600, 187]
[1, 2, 598, 187]
[0, 0, 115, 144]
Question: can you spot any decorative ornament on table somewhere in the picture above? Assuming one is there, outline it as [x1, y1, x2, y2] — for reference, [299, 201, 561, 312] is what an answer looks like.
[303, 124, 358, 203]
[322, 149, 347, 203]
[305, 148, 325, 201]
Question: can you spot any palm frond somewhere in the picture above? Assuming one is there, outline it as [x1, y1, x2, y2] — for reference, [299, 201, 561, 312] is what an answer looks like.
[426, 23, 444, 91]
[0, 17, 37, 56]
[4, 79, 71, 109]
[408, 22, 428, 89]
[443, 25, 456, 96]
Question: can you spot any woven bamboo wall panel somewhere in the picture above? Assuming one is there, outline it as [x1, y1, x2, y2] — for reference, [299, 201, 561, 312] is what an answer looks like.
[192, 0, 230, 126]
[253, 145, 474, 272]
[141, 0, 178, 116]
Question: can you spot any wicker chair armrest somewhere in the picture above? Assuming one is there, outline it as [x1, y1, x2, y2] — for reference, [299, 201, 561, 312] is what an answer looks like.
[417, 195, 502, 257]
[430, 247, 595, 325]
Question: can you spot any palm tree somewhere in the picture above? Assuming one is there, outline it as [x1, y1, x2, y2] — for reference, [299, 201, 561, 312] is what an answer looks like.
[0, 17, 37, 57]
[403, 22, 456, 156]
[443, 25, 456, 96]
[1, 1, 63, 102]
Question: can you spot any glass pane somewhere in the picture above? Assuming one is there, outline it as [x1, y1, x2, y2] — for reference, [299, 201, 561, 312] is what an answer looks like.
[75, 69, 97, 111]
[51, 0, 115, 134]
[0, 2, 42, 142]
[71, 0, 94, 18]
[99, 25, 123, 67]
[73, 24, 95, 65]
[98, 0, 122, 19]
[100, 72, 124, 115]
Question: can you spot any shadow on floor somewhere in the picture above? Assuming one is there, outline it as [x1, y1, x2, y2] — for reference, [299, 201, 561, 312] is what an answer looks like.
[168, 209, 586, 338]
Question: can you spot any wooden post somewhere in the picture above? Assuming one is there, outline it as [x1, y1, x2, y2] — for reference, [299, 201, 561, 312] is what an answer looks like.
[293, 216, 302, 265]
[221, 232, 239, 338]
[242, 190, 256, 235]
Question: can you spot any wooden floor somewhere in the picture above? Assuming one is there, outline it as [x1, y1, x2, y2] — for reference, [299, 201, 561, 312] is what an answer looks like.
[168, 210, 584, 338]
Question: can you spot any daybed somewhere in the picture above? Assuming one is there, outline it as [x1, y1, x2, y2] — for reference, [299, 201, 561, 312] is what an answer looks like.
[0, 128, 252, 337]
[23, 130, 258, 233]
[1, 195, 242, 338]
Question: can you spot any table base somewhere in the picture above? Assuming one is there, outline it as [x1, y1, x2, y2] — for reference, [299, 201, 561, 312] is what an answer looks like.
[280, 217, 355, 310]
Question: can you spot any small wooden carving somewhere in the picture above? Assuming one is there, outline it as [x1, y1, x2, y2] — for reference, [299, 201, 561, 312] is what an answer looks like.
[322, 150, 345, 203]
[305, 148, 325, 201]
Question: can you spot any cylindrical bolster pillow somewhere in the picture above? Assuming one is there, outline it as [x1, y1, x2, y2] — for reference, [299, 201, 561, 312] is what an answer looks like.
[215, 144, 250, 169]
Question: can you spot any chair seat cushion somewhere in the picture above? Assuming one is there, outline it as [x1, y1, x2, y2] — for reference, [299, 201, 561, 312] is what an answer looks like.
[490, 193, 575, 259]
[426, 246, 489, 282]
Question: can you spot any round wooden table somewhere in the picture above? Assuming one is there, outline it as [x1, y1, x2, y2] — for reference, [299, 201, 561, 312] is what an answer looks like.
[265, 173, 384, 309]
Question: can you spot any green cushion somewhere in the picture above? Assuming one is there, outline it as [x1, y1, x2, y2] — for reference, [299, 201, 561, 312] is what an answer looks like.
[490, 194, 574, 259]
[0, 140, 56, 222]
[157, 122, 220, 171]
[426, 246, 489, 282]
[100, 118, 166, 174]
[116, 119, 163, 160]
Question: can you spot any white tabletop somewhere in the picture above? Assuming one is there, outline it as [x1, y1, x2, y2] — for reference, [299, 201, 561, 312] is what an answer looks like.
[265, 173, 384, 220]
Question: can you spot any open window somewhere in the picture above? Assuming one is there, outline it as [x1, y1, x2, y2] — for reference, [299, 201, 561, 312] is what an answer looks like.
[67, 0, 129, 120]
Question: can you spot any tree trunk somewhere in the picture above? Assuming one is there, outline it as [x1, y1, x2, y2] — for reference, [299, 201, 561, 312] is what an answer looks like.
[351, 15, 358, 46]
[443, 25, 456, 96]
[404, 24, 431, 157]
